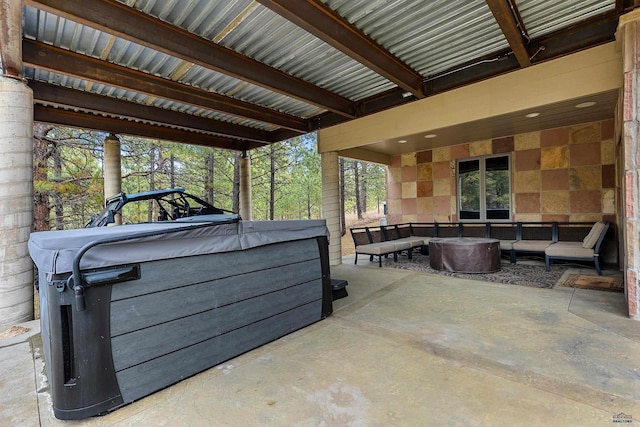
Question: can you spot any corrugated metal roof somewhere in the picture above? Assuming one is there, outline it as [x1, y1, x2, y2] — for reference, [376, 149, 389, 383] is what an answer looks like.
[515, 0, 616, 39]
[125, 0, 396, 102]
[322, 0, 509, 77]
[23, 4, 325, 123]
[23, 66, 277, 131]
[18, 0, 622, 148]
[125, 0, 257, 41]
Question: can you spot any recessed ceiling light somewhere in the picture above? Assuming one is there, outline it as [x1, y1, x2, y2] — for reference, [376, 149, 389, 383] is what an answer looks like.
[424, 134, 437, 139]
[398, 139, 407, 144]
[525, 112, 540, 118]
[575, 101, 596, 109]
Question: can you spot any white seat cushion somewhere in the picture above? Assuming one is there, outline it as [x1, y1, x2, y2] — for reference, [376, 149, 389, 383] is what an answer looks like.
[356, 242, 396, 255]
[499, 239, 518, 250]
[393, 237, 424, 247]
[582, 221, 606, 249]
[512, 240, 553, 252]
[391, 240, 413, 251]
[545, 242, 595, 258]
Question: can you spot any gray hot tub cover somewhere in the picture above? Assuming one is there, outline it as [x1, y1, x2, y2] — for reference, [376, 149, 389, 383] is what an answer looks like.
[29, 219, 329, 275]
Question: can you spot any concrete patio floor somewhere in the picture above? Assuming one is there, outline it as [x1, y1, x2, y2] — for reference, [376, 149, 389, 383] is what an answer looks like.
[2, 256, 639, 426]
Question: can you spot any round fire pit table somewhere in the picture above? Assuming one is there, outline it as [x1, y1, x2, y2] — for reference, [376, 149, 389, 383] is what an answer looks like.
[429, 237, 501, 273]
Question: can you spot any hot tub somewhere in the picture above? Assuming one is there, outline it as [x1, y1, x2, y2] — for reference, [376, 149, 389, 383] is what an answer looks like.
[28, 219, 333, 420]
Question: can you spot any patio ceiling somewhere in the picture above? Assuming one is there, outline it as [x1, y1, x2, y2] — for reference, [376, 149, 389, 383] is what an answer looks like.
[5, 0, 637, 152]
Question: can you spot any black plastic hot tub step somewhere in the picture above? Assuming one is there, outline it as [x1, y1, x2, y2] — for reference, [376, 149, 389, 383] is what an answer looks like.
[331, 278, 348, 300]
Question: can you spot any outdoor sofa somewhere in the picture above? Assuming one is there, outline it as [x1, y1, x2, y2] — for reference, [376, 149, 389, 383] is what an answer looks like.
[544, 221, 610, 275]
[350, 221, 611, 273]
[349, 224, 426, 267]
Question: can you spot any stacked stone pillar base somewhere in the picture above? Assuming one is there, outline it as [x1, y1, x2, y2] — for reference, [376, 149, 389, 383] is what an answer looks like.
[618, 11, 640, 318]
[0, 77, 34, 326]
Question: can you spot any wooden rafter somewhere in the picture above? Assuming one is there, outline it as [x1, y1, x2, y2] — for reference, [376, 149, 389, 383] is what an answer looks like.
[316, 11, 618, 130]
[617, 0, 640, 12]
[17, 0, 624, 147]
[23, 40, 308, 132]
[527, 11, 619, 63]
[485, 0, 531, 67]
[24, 0, 356, 118]
[257, 0, 425, 98]
[34, 105, 264, 151]
[31, 81, 274, 144]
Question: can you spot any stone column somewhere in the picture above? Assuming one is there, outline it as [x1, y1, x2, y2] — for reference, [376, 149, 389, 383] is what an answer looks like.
[618, 10, 640, 319]
[103, 133, 122, 225]
[239, 151, 252, 220]
[321, 151, 342, 266]
[0, 77, 34, 326]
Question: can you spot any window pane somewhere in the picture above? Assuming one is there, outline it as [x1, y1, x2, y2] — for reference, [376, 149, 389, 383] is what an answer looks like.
[485, 156, 508, 171]
[485, 156, 510, 220]
[459, 160, 480, 219]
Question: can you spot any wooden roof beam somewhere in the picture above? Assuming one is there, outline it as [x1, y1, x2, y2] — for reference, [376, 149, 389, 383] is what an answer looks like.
[23, 40, 308, 132]
[34, 105, 263, 151]
[24, 0, 356, 118]
[30, 81, 274, 144]
[257, 0, 425, 98]
[313, 10, 619, 129]
[617, 0, 640, 12]
[485, 0, 531, 67]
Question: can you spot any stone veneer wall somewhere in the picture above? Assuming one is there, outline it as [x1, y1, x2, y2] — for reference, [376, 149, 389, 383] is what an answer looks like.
[386, 119, 617, 227]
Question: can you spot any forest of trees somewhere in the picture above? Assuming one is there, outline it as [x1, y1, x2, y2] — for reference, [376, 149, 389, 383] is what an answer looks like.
[32, 125, 387, 232]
